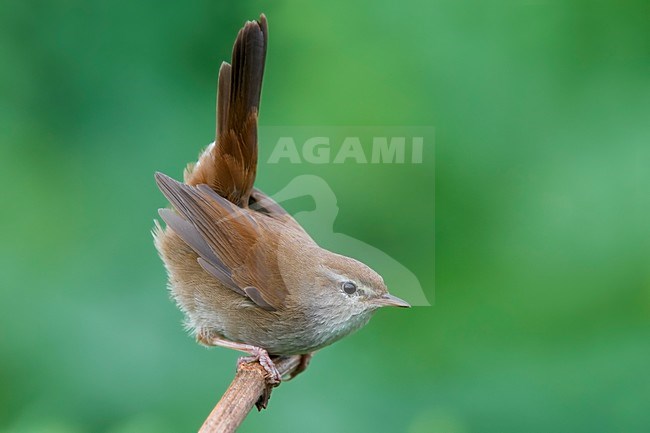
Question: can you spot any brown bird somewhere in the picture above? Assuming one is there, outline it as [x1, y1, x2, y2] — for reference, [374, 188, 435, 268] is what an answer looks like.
[153, 14, 409, 388]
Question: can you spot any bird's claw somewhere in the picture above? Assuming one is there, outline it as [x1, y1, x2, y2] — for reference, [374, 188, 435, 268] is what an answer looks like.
[237, 347, 282, 385]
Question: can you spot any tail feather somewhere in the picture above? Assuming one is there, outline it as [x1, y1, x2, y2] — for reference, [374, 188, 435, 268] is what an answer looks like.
[216, 62, 231, 139]
[187, 14, 268, 208]
[227, 17, 267, 132]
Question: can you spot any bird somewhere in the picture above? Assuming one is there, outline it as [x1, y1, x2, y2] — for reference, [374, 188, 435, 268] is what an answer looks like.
[153, 14, 409, 390]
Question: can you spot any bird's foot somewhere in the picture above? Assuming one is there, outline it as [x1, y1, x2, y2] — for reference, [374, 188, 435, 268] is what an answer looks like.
[196, 329, 281, 384]
[237, 349, 280, 411]
[237, 347, 282, 385]
[194, 329, 281, 410]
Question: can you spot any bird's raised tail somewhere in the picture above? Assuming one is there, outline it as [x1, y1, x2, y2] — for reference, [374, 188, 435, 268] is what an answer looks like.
[185, 14, 268, 208]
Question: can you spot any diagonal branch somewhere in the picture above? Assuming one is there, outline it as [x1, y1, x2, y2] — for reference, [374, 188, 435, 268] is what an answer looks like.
[198, 356, 302, 433]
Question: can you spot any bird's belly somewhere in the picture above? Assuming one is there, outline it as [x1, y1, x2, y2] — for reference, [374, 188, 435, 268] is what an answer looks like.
[239, 311, 374, 356]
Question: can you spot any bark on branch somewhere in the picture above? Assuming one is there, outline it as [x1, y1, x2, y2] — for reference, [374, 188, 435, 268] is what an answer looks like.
[198, 356, 301, 433]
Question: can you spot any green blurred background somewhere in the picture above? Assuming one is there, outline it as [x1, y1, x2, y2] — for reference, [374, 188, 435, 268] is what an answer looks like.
[1, 1, 649, 432]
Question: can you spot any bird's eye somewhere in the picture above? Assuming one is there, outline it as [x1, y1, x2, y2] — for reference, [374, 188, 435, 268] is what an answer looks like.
[342, 281, 357, 294]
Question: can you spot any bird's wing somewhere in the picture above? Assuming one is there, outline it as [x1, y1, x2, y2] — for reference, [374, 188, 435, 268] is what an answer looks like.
[156, 172, 288, 311]
[185, 14, 268, 208]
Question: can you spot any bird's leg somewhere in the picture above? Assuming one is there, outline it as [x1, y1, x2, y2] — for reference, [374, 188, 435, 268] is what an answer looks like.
[286, 352, 314, 381]
[197, 329, 282, 384]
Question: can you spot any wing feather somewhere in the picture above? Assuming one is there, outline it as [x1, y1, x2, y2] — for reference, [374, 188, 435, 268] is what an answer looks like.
[155, 172, 288, 310]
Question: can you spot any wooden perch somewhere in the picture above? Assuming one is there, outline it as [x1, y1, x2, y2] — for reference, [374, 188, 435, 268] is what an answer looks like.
[198, 356, 302, 433]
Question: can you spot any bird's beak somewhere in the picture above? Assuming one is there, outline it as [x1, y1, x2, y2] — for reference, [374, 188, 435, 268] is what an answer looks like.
[373, 293, 411, 308]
